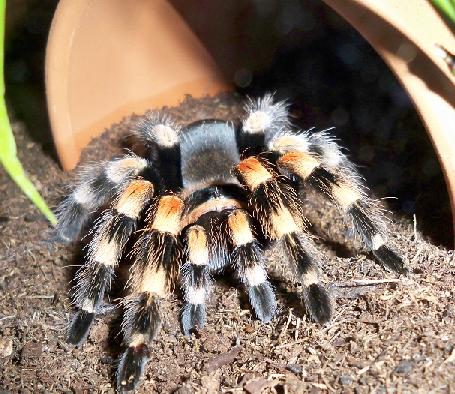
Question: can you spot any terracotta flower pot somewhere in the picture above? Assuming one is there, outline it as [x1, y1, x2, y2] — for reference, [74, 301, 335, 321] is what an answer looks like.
[45, 0, 455, 239]
[323, 0, 455, 241]
[45, 0, 230, 171]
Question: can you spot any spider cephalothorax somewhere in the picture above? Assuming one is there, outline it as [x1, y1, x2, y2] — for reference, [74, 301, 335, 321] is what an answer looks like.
[56, 94, 407, 392]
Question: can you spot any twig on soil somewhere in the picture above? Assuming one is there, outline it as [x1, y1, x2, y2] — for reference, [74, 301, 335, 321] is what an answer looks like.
[342, 279, 402, 286]
[357, 365, 370, 375]
[294, 317, 301, 341]
[61, 264, 83, 268]
[204, 345, 242, 373]
[443, 348, 455, 364]
[278, 308, 293, 341]
[20, 294, 55, 299]
[0, 314, 16, 321]
[353, 279, 402, 285]
[275, 339, 306, 349]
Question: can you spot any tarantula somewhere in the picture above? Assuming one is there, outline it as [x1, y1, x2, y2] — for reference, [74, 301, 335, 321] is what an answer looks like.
[56, 95, 407, 392]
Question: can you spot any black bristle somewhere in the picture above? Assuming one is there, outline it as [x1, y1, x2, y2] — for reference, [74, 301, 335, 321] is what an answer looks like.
[232, 242, 261, 270]
[116, 344, 150, 392]
[303, 283, 333, 324]
[307, 166, 339, 195]
[136, 231, 180, 280]
[127, 295, 162, 341]
[187, 265, 209, 288]
[106, 214, 136, 245]
[137, 165, 162, 192]
[56, 200, 87, 242]
[248, 282, 277, 323]
[308, 143, 324, 157]
[283, 233, 316, 278]
[236, 123, 265, 156]
[158, 146, 182, 191]
[67, 310, 95, 346]
[373, 245, 408, 275]
[91, 170, 116, 196]
[74, 264, 114, 309]
[181, 303, 206, 336]
[348, 201, 378, 247]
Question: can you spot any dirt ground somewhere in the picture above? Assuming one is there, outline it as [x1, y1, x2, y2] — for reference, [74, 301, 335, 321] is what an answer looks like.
[0, 94, 454, 393]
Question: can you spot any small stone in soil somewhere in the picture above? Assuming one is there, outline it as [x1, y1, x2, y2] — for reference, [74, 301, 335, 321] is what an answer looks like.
[0, 337, 13, 358]
[340, 375, 353, 385]
[21, 341, 42, 362]
[286, 363, 303, 375]
[394, 360, 413, 375]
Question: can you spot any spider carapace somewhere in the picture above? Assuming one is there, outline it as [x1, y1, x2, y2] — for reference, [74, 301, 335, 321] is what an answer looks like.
[56, 95, 407, 392]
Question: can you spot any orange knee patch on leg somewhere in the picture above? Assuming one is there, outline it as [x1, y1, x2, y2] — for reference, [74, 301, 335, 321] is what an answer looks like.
[278, 151, 320, 180]
[150, 196, 184, 235]
[236, 157, 273, 190]
[116, 180, 154, 219]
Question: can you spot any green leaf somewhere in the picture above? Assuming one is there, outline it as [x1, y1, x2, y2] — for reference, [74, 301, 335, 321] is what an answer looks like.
[430, 0, 455, 26]
[0, 0, 56, 225]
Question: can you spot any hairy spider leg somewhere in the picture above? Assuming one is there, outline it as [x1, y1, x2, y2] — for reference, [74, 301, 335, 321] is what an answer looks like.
[234, 156, 333, 324]
[117, 194, 183, 391]
[238, 93, 290, 155]
[133, 112, 182, 190]
[181, 225, 211, 335]
[269, 130, 407, 274]
[56, 155, 153, 242]
[227, 209, 276, 322]
[67, 180, 154, 345]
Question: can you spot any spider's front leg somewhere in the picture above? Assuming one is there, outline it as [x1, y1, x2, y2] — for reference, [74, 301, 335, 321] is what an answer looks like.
[117, 194, 183, 391]
[269, 131, 407, 274]
[67, 179, 154, 345]
[56, 154, 154, 242]
[234, 157, 333, 324]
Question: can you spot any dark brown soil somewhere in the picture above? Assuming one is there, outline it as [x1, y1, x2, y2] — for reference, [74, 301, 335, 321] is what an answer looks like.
[1, 94, 454, 393]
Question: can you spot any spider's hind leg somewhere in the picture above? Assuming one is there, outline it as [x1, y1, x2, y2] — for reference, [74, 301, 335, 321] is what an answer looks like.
[270, 131, 407, 274]
[239, 94, 290, 152]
